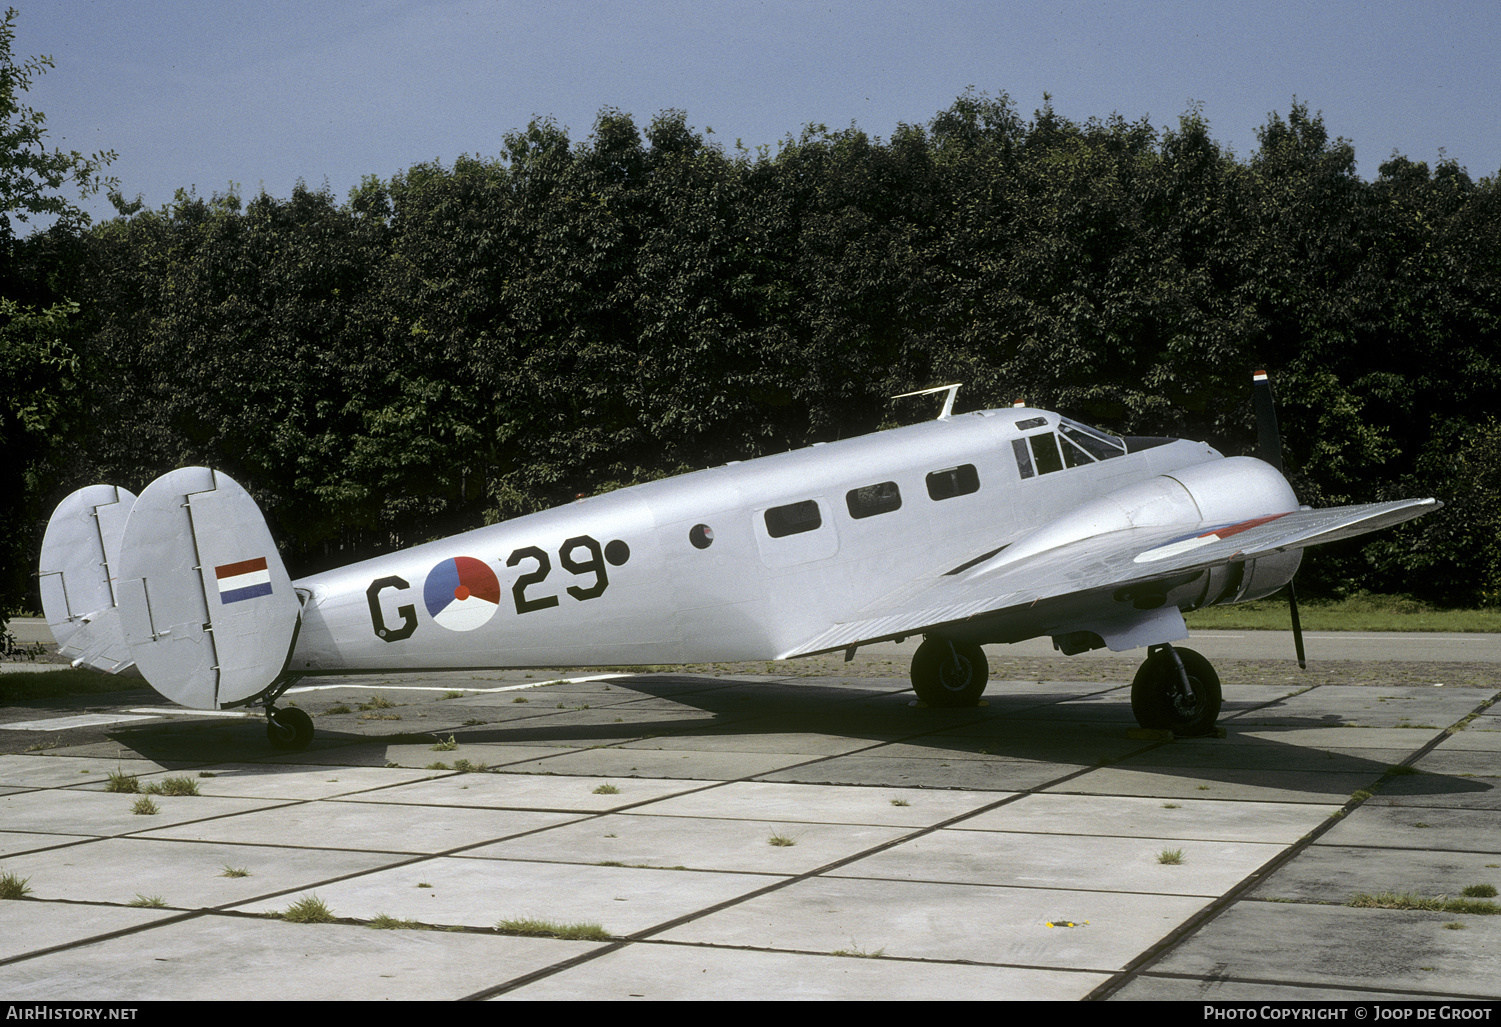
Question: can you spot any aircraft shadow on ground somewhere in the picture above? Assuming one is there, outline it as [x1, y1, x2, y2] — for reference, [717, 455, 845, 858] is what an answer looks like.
[91, 673, 1494, 803]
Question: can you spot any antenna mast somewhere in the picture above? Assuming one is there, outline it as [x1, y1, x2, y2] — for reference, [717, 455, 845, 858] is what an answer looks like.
[892, 383, 961, 421]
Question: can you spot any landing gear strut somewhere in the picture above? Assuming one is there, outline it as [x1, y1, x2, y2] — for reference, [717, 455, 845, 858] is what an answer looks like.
[910, 637, 989, 707]
[266, 706, 314, 751]
[1131, 644, 1221, 736]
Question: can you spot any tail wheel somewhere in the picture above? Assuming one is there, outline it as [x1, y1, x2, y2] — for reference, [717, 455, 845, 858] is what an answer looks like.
[267, 707, 314, 751]
[1131, 646, 1221, 736]
[911, 638, 988, 707]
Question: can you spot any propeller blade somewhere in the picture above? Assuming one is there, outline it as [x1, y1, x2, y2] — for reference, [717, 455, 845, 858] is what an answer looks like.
[1253, 369, 1283, 472]
[1255, 370, 1306, 668]
[1287, 579, 1307, 670]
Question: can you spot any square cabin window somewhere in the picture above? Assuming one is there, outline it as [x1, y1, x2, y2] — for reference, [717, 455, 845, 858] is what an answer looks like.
[764, 499, 823, 538]
[846, 481, 902, 519]
[926, 464, 980, 501]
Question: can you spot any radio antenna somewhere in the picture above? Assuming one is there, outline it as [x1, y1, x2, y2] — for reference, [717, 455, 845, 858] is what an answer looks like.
[891, 383, 961, 421]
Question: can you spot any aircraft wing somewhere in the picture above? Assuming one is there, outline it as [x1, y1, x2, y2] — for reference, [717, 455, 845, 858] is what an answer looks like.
[781, 498, 1440, 659]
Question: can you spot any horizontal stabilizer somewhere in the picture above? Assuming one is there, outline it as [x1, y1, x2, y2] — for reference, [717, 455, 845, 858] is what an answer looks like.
[117, 468, 300, 709]
[56, 606, 136, 675]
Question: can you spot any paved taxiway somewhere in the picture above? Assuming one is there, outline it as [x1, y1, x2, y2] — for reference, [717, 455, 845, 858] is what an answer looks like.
[0, 624, 1497, 1001]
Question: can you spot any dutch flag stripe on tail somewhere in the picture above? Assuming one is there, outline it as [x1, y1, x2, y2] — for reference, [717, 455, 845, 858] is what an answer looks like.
[216, 556, 272, 604]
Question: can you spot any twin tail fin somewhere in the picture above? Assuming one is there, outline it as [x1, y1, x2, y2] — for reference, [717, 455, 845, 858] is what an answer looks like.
[38, 468, 301, 709]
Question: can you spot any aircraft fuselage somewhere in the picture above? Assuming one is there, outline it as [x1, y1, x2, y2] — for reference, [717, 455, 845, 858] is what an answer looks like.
[288, 407, 1238, 675]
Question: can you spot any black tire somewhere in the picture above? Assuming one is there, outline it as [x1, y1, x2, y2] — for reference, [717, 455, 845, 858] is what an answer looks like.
[910, 638, 988, 708]
[1130, 647, 1221, 736]
[267, 707, 314, 751]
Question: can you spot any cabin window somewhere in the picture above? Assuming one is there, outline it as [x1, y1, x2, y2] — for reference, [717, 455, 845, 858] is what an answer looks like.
[846, 481, 902, 519]
[764, 500, 823, 538]
[1028, 433, 1065, 475]
[926, 464, 980, 501]
[1015, 416, 1048, 431]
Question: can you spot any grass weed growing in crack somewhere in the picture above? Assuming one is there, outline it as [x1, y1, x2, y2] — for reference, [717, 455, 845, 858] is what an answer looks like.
[496, 917, 610, 941]
[368, 913, 430, 930]
[1348, 891, 1499, 914]
[105, 769, 139, 793]
[144, 775, 199, 796]
[282, 895, 337, 923]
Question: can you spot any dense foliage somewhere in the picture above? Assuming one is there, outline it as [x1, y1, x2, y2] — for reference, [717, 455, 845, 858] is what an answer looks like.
[0, 7, 115, 624]
[4, 58, 1499, 610]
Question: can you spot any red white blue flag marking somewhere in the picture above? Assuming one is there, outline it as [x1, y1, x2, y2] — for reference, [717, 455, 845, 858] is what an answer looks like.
[215, 557, 273, 603]
[1133, 513, 1290, 564]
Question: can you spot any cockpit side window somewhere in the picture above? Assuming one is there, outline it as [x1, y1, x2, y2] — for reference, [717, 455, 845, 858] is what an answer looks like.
[1028, 433, 1064, 475]
[1011, 438, 1035, 479]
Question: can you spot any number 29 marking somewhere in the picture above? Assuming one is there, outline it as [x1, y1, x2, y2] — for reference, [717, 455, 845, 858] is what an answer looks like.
[507, 534, 630, 615]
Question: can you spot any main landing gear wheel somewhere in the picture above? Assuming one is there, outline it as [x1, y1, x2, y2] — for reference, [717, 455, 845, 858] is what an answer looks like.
[1131, 645, 1221, 737]
[266, 707, 314, 751]
[910, 637, 989, 708]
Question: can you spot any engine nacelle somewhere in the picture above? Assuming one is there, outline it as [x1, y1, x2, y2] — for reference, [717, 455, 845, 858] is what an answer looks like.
[1154, 547, 1304, 614]
[1162, 457, 1299, 525]
[992, 456, 1299, 570]
[1230, 548, 1304, 603]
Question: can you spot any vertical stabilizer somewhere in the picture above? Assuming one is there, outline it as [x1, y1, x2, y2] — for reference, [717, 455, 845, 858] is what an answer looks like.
[38, 484, 138, 673]
[116, 468, 300, 708]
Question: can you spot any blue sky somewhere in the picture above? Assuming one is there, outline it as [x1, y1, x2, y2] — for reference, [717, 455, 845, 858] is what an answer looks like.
[15, 0, 1501, 227]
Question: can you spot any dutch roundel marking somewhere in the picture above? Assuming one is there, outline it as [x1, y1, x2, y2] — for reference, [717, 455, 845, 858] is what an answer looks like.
[1133, 513, 1291, 564]
[424, 556, 502, 631]
[216, 557, 273, 604]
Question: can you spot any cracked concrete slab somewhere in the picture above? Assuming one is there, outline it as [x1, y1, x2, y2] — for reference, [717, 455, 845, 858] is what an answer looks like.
[0, 914, 604, 1001]
[496, 941, 1108, 1000]
[1133, 900, 1501, 1000]
[0, 644, 1495, 1002]
[229, 855, 787, 937]
[468, 811, 912, 874]
[657, 874, 1212, 971]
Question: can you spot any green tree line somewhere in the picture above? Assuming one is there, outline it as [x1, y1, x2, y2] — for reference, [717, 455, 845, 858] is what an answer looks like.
[3, 24, 1498, 616]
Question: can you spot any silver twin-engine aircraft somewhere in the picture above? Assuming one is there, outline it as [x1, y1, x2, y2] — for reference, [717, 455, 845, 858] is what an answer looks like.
[38, 373, 1438, 751]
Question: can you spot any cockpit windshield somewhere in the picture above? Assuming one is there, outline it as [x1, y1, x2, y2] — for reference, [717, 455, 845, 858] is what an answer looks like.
[1058, 418, 1127, 462]
[1011, 416, 1129, 479]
